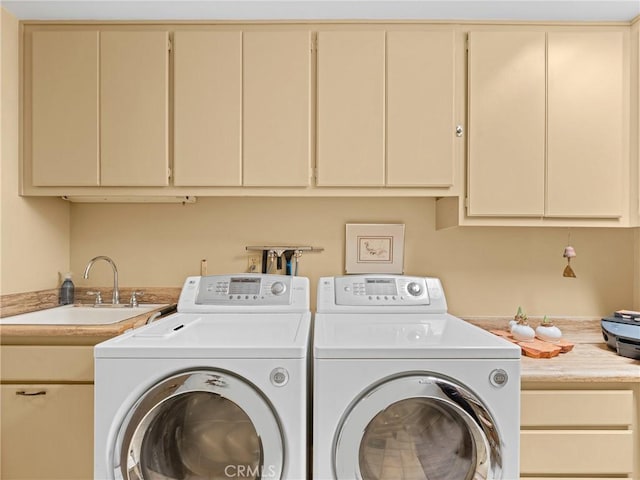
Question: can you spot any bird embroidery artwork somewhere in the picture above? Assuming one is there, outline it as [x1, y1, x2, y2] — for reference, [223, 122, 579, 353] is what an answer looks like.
[363, 240, 388, 258]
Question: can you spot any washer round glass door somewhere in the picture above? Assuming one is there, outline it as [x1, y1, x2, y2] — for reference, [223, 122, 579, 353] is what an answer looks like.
[334, 375, 502, 480]
[114, 370, 284, 480]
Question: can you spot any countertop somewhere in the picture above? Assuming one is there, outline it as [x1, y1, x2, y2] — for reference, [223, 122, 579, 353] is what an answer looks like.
[0, 286, 180, 345]
[0, 304, 176, 345]
[1, 292, 638, 382]
[466, 317, 640, 383]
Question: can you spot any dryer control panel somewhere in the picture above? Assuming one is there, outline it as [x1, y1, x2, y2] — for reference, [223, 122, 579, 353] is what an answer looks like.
[318, 275, 448, 313]
[177, 274, 309, 313]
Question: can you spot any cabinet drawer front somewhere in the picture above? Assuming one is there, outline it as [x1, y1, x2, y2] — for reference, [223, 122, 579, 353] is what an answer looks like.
[0, 346, 93, 382]
[520, 431, 634, 475]
[521, 390, 634, 427]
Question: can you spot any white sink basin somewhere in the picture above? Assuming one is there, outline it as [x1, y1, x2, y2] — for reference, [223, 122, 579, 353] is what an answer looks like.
[0, 304, 170, 326]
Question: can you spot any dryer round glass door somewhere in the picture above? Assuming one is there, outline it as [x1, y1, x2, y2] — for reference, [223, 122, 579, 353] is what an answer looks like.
[113, 370, 284, 480]
[334, 374, 502, 480]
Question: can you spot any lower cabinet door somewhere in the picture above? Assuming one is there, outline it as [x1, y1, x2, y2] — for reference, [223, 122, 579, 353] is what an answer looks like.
[1, 384, 94, 479]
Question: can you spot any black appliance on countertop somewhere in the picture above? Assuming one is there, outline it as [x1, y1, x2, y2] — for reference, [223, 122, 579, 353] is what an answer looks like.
[601, 312, 640, 360]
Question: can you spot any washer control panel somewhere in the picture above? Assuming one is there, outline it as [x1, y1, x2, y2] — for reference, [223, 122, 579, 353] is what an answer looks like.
[197, 275, 291, 305]
[335, 276, 429, 306]
[318, 275, 447, 313]
[177, 274, 310, 313]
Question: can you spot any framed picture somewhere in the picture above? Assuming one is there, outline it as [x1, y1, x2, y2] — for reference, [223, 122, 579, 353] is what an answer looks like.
[345, 224, 405, 274]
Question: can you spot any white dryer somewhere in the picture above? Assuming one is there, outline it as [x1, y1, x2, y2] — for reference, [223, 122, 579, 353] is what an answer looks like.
[313, 275, 521, 480]
[95, 274, 311, 480]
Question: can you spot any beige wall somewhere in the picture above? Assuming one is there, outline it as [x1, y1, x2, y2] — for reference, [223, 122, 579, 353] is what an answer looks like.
[634, 228, 640, 317]
[0, 8, 70, 295]
[635, 229, 640, 310]
[633, 18, 640, 310]
[71, 197, 634, 317]
[2, 9, 637, 313]
[635, 19, 640, 228]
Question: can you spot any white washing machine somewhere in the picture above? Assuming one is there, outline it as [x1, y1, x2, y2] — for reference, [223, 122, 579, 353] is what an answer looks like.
[313, 275, 521, 480]
[95, 274, 311, 480]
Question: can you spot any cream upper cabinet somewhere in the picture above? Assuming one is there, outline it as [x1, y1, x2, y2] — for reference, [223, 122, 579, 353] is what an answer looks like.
[30, 31, 100, 187]
[173, 30, 311, 187]
[468, 31, 546, 216]
[317, 30, 457, 188]
[173, 31, 242, 186]
[317, 31, 386, 186]
[23, 24, 630, 208]
[467, 29, 627, 220]
[547, 31, 625, 218]
[243, 31, 312, 186]
[387, 30, 456, 187]
[28, 29, 169, 188]
[467, 31, 546, 216]
[100, 31, 169, 186]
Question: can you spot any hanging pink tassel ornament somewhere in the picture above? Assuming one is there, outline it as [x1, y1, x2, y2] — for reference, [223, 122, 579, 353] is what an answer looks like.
[562, 245, 576, 278]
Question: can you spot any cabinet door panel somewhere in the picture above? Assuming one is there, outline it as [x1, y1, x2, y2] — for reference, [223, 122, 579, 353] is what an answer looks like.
[520, 431, 633, 475]
[521, 390, 633, 427]
[1, 384, 93, 479]
[387, 30, 455, 187]
[467, 31, 546, 216]
[317, 31, 385, 186]
[100, 31, 169, 186]
[547, 32, 625, 217]
[173, 31, 242, 186]
[31, 31, 99, 186]
[243, 31, 312, 186]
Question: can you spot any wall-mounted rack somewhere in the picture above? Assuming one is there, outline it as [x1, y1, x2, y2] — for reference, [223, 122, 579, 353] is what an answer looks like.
[245, 246, 324, 275]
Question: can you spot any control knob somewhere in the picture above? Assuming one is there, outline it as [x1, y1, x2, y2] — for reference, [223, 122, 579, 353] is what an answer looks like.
[406, 282, 423, 297]
[271, 281, 287, 296]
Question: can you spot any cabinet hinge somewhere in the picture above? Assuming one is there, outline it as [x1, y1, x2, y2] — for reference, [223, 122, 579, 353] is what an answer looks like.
[311, 33, 318, 53]
[168, 167, 172, 180]
[312, 167, 318, 183]
[168, 39, 172, 52]
[464, 197, 469, 209]
[465, 34, 469, 52]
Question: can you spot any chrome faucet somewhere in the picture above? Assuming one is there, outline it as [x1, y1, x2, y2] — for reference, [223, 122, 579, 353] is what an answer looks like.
[83, 256, 120, 305]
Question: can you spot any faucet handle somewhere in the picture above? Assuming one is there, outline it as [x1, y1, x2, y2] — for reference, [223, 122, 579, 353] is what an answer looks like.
[87, 291, 103, 305]
[130, 291, 144, 307]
